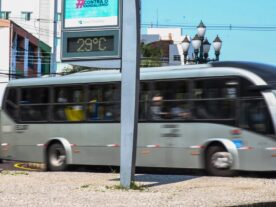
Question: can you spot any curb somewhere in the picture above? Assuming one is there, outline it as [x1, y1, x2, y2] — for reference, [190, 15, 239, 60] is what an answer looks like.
[26, 163, 46, 170]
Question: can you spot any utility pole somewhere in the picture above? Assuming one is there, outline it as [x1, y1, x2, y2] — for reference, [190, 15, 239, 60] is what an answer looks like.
[120, 0, 140, 188]
[51, 0, 58, 76]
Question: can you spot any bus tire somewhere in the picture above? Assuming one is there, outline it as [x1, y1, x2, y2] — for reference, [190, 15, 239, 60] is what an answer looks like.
[206, 145, 235, 177]
[47, 143, 67, 171]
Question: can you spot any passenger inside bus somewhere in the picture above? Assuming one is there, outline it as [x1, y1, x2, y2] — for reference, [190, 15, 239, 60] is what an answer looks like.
[171, 103, 192, 120]
[150, 95, 168, 120]
[65, 90, 85, 121]
[88, 90, 101, 120]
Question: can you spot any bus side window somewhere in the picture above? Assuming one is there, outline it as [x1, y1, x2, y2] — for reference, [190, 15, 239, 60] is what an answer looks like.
[102, 84, 120, 121]
[19, 88, 49, 122]
[151, 80, 191, 120]
[239, 78, 274, 135]
[87, 83, 120, 122]
[4, 88, 18, 121]
[139, 82, 151, 120]
[193, 78, 237, 120]
[53, 85, 85, 122]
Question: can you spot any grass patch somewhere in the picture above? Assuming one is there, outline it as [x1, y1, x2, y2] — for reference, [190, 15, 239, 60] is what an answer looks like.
[106, 182, 148, 191]
[80, 184, 92, 189]
[0, 171, 29, 176]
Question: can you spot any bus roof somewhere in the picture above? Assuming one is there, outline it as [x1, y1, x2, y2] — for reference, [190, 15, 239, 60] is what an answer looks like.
[6, 61, 276, 87]
[211, 61, 276, 83]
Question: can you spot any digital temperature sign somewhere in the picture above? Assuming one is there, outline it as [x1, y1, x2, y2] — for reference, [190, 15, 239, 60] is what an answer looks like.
[61, 0, 121, 62]
[67, 36, 114, 53]
[61, 30, 120, 60]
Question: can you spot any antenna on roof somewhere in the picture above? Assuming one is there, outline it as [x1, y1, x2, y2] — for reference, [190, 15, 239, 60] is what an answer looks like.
[156, 9, 159, 27]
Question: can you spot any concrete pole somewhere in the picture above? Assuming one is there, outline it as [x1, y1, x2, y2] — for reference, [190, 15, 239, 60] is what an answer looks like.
[120, 0, 140, 188]
[51, 0, 58, 75]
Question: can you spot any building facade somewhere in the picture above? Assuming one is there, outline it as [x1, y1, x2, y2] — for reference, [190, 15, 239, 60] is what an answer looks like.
[0, 20, 51, 81]
[0, 0, 65, 73]
[142, 28, 194, 66]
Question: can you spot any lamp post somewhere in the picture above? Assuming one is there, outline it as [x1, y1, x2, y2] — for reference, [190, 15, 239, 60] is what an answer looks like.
[213, 35, 222, 61]
[181, 21, 223, 64]
[197, 20, 206, 60]
[181, 35, 190, 64]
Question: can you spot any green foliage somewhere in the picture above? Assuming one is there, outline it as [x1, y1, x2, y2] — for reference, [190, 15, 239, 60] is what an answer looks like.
[80, 184, 92, 188]
[0, 171, 29, 176]
[140, 43, 163, 67]
[106, 182, 147, 191]
[61, 65, 91, 75]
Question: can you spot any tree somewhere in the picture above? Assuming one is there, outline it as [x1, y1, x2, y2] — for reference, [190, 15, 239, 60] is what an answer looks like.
[140, 43, 163, 67]
[61, 65, 95, 75]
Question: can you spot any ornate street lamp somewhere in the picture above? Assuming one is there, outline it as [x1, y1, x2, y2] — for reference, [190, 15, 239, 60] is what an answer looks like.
[197, 20, 206, 60]
[192, 34, 201, 63]
[213, 35, 222, 61]
[185, 21, 223, 64]
[197, 20, 206, 39]
[203, 39, 211, 62]
[181, 35, 190, 64]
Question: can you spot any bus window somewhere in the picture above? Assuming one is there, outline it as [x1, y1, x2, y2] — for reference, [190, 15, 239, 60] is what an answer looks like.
[103, 84, 120, 121]
[4, 88, 18, 121]
[87, 83, 120, 122]
[87, 85, 104, 121]
[19, 87, 49, 122]
[239, 78, 274, 135]
[139, 82, 151, 120]
[151, 80, 191, 120]
[53, 85, 85, 122]
[193, 78, 237, 120]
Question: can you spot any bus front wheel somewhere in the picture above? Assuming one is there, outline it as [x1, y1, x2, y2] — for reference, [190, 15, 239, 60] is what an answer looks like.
[47, 143, 67, 171]
[206, 145, 235, 176]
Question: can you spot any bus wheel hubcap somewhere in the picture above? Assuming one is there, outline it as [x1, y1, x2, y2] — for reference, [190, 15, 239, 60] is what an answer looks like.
[50, 149, 65, 167]
[211, 152, 233, 169]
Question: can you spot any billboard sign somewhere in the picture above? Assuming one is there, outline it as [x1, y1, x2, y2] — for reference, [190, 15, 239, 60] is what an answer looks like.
[64, 0, 119, 28]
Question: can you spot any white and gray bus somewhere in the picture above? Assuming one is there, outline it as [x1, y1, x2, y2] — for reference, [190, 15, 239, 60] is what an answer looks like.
[1, 61, 276, 176]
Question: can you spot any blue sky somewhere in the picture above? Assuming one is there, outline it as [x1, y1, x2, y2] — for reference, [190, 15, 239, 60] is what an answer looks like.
[141, 0, 276, 65]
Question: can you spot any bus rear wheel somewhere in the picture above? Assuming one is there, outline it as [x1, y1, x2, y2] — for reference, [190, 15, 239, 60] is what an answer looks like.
[206, 145, 235, 177]
[47, 143, 67, 171]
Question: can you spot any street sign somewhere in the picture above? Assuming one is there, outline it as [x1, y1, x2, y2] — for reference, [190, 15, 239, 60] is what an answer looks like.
[61, 0, 121, 62]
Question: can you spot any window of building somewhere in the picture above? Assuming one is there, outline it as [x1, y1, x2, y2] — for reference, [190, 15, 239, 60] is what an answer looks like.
[173, 55, 181, 61]
[28, 44, 35, 69]
[21, 12, 32, 21]
[0, 11, 11, 20]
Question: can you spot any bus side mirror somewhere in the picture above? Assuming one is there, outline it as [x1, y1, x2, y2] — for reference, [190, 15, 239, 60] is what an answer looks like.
[248, 85, 272, 92]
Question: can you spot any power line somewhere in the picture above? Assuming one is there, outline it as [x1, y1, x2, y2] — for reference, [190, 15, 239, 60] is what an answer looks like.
[142, 23, 276, 32]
